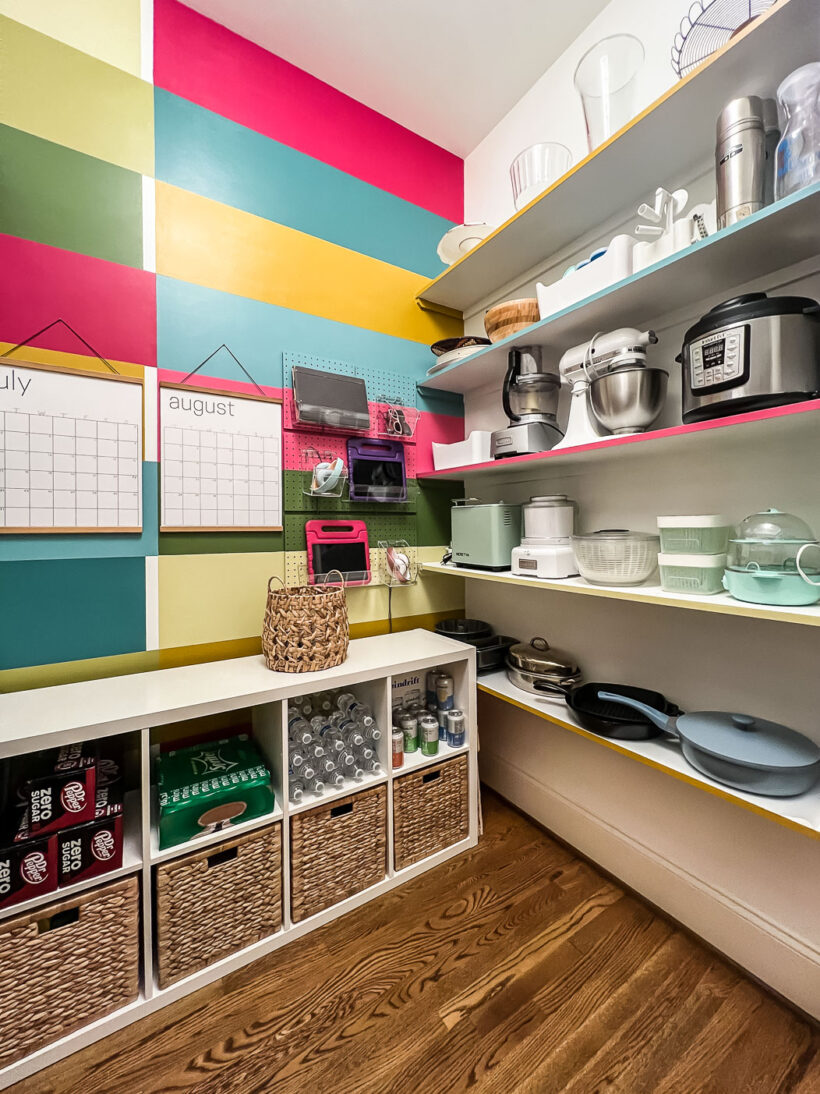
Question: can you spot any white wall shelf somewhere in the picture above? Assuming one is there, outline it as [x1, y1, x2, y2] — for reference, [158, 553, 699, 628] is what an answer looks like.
[0, 632, 478, 1091]
[477, 671, 820, 842]
[421, 561, 820, 629]
[418, 397, 820, 484]
[419, 182, 820, 393]
[417, 0, 815, 313]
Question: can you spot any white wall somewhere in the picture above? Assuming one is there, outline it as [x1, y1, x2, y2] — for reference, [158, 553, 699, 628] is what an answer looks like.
[465, 0, 689, 230]
[459, 0, 820, 1016]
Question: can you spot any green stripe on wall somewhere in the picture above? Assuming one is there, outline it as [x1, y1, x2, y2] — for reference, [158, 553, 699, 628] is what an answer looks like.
[0, 124, 144, 267]
[416, 481, 461, 546]
[159, 531, 285, 555]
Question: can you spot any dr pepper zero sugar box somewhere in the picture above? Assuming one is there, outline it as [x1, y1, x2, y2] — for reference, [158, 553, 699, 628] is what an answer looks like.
[1, 742, 98, 837]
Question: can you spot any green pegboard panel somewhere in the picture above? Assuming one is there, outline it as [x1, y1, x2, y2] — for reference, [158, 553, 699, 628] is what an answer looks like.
[283, 470, 418, 516]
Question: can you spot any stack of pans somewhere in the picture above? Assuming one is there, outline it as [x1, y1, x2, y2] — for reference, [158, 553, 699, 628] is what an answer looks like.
[434, 619, 519, 674]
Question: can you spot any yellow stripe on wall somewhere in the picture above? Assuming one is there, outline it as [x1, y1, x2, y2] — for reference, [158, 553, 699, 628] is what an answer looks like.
[158, 552, 286, 648]
[155, 183, 461, 345]
[0, 17, 153, 175]
[282, 548, 464, 625]
[0, 343, 145, 381]
[0, 0, 143, 77]
[158, 550, 463, 649]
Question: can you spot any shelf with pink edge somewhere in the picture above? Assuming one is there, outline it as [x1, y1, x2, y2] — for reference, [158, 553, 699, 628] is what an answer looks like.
[416, 397, 820, 484]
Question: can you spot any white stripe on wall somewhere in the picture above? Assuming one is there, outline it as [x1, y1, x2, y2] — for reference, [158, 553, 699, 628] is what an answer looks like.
[140, 0, 154, 83]
[141, 175, 156, 273]
[143, 363, 158, 462]
[145, 555, 159, 651]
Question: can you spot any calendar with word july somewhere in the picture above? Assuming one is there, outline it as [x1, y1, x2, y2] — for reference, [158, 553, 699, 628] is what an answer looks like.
[0, 362, 143, 533]
[160, 384, 282, 531]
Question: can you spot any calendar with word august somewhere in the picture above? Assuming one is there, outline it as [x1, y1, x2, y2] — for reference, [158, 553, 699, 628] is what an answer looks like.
[0, 361, 143, 533]
[159, 384, 282, 531]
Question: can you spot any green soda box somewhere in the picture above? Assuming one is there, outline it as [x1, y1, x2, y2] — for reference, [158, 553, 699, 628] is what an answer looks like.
[156, 733, 275, 850]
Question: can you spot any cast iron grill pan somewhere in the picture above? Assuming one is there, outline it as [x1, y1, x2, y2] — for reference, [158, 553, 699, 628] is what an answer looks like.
[567, 682, 680, 740]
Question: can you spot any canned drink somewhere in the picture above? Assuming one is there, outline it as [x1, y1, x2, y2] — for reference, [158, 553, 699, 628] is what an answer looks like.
[426, 670, 439, 709]
[419, 714, 439, 756]
[446, 709, 466, 748]
[392, 730, 404, 768]
[399, 713, 418, 753]
[436, 673, 455, 712]
[437, 706, 449, 740]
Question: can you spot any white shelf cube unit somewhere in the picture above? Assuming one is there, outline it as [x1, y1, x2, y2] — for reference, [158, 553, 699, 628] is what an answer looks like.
[0, 631, 477, 1090]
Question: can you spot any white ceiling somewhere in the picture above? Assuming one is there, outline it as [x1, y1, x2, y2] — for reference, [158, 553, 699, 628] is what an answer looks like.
[182, 0, 612, 156]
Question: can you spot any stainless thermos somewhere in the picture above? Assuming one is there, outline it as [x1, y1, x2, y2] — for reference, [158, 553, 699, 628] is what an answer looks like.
[716, 96, 767, 229]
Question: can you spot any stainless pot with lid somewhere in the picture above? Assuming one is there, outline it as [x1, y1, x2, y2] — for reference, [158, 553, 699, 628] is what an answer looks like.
[506, 636, 582, 697]
[599, 691, 820, 797]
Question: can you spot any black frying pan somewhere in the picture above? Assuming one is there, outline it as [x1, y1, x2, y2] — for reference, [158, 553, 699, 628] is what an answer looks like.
[566, 682, 681, 741]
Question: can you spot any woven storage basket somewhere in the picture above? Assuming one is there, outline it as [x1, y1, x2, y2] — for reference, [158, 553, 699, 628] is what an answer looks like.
[393, 755, 469, 871]
[0, 876, 139, 1068]
[290, 786, 387, 922]
[262, 572, 349, 672]
[155, 822, 282, 988]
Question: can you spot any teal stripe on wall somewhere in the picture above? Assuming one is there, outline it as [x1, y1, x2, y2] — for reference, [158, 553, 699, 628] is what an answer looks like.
[154, 89, 452, 280]
[0, 125, 144, 268]
[158, 275, 444, 390]
[0, 557, 146, 670]
[0, 464, 159, 562]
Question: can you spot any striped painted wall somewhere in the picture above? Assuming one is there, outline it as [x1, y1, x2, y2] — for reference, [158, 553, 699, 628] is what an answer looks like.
[0, 0, 465, 690]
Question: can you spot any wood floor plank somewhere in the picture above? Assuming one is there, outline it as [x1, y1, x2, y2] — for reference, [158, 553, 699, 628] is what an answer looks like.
[9, 791, 818, 1094]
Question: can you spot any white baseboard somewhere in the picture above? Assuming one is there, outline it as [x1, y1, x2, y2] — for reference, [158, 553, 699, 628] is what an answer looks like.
[481, 749, 820, 1020]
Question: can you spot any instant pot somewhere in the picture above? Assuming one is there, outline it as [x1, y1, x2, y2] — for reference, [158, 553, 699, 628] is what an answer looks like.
[677, 293, 820, 423]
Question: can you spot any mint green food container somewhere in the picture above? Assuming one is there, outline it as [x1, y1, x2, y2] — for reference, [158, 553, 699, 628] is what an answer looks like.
[658, 553, 726, 595]
[657, 515, 730, 555]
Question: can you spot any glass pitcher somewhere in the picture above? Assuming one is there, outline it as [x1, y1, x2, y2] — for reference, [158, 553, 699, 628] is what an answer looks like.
[775, 62, 820, 200]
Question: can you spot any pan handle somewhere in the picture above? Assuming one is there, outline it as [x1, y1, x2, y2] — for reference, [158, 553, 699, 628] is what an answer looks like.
[597, 691, 678, 737]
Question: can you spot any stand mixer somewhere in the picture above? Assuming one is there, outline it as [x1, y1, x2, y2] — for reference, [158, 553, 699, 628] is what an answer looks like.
[491, 347, 563, 459]
[552, 327, 667, 450]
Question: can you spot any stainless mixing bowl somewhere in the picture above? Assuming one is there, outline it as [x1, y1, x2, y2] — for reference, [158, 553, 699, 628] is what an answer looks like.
[589, 367, 668, 435]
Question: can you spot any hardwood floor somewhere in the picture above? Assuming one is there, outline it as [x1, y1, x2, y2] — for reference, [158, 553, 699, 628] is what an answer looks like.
[13, 791, 820, 1094]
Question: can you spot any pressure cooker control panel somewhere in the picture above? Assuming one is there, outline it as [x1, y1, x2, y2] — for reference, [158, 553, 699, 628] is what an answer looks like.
[688, 324, 749, 393]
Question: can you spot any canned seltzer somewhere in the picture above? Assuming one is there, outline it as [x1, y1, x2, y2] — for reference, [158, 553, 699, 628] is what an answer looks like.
[446, 709, 466, 748]
[419, 714, 439, 756]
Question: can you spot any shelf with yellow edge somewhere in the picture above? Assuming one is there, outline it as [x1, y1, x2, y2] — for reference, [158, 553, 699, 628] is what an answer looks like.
[477, 670, 820, 841]
[420, 561, 820, 629]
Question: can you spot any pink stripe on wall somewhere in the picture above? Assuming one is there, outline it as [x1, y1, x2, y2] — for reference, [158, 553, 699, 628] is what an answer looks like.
[0, 236, 156, 368]
[413, 412, 466, 475]
[154, 0, 463, 224]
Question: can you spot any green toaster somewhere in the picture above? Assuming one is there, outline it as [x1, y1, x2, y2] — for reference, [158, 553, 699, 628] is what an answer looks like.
[451, 500, 521, 570]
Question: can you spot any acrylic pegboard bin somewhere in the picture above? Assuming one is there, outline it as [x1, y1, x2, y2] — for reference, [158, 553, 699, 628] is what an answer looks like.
[373, 403, 420, 442]
[377, 540, 418, 587]
[300, 447, 348, 499]
[283, 353, 418, 413]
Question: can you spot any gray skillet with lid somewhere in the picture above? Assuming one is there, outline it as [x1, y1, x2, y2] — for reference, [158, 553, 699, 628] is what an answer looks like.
[598, 692, 820, 797]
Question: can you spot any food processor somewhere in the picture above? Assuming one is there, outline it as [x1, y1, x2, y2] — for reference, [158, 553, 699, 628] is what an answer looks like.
[553, 327, 666, 449]
[723, 508, 820, 606]
[490, 347, 563, 458]
[512, 494, 579, 579]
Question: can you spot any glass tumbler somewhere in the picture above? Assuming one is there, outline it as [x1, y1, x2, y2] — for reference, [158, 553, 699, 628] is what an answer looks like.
[573, 34, 645, 152]
[775, 62, 820, 200]
[509, 143, 572, 210]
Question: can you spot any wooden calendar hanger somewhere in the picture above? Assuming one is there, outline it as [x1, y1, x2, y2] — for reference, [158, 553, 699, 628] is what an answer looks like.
[2, 319, 121, 374]
[179, 344, 265, 396]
